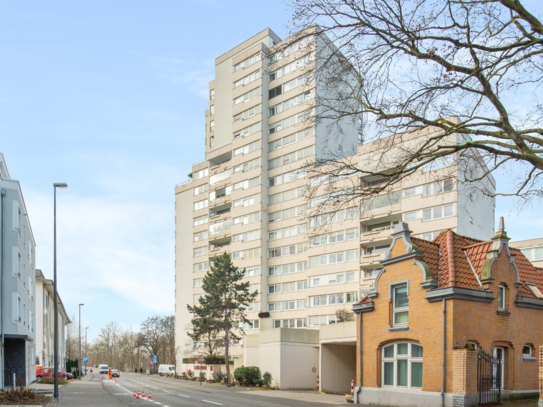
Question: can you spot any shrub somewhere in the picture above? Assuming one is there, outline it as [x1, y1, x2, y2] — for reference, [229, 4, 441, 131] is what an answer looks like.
[262, 371, 273, 388]
[199, 372, 206, 381]
[180, 372, 187, 378]
[234, 366, 260, 386]
[182, 358, 189, 364]
[254, 379, 264, 387]
[0, 387, 47, 404]
[213, 371, 226, 383]
[204, 356, 225, 364]
[186, 370, 193, 378]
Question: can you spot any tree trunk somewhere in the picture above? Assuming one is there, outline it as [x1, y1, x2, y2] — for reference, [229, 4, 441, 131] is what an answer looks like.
[225, 327, 230, 386]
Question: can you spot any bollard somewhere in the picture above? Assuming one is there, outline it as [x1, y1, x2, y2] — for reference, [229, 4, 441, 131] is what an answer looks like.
[351, 379, 354, 396]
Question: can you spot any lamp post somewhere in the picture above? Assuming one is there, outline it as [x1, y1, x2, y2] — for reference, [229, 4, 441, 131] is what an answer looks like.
[79, 304, 84, 379]
[53, 183, 67, 399]
[85, 327, 89, 374]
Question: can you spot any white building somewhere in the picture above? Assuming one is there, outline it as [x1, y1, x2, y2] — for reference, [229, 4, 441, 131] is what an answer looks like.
[35, 269, 70, 371]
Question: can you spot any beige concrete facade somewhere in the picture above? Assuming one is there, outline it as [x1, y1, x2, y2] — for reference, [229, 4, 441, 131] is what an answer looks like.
[174, 27, 497, 370]
[511, 238, 543, 268]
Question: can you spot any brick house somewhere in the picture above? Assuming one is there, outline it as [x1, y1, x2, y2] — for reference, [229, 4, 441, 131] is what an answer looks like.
[352, 218, 543, 407]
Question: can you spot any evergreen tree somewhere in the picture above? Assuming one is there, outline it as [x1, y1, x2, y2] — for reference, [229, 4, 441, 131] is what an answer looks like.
[187, 253, 258, 385]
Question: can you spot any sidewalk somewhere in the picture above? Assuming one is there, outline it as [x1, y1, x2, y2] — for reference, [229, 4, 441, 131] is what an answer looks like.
[51, 373, 127, 407]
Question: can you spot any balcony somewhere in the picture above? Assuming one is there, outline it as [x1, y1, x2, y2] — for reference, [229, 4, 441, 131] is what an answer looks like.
[360, 228, 393, 244]
[209, 239, 232, 258]
[360, 252, 385, 266]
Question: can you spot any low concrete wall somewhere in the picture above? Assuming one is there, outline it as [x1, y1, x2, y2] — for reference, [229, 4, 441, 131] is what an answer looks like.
[357, 387, 455, 407]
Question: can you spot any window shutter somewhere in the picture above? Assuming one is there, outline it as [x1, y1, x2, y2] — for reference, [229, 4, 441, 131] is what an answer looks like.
[12, 201, 19, 231]
[12, 293, 18, 322]
[12, 247, 18, 276]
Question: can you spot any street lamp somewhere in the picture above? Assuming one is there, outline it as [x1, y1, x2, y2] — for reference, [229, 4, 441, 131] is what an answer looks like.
[53, 182, 67, 399]
[79, 304, 84, 380]
[85, 327, 89, 374]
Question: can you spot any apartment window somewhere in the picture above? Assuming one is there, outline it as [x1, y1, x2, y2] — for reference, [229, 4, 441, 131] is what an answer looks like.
[283, 261, 307, 275]
[422, 179, 454, 197]
[193, 294, 204, 303]
[269, 85, 282, 99]
[233, 139, 261, 156]
[268, 128, 314, 152]
[233, 159, 261, 174]
[193, 246, 208, 257]
[346, 292, 359, 303]
[193, 230, 208, 242]
[243, 267, 260, 277]
[13, 249, 21, 277]
[498, 285, 506, 310]
[233, 211, 260, 225]
[234, 69, 261, 88]
[268, 109, 312, 135]
[268, 302, 281, 312]
[269, 91, 314, 117]
[192, 168, 209, 180]
[364, 268, 381, 279]
[193, 279, 203, 288]
[245, 302, 260, 312]
[309, 273, 345, 287]
[268, 266, 281, 276]
[279, 318, 307, 328]
[268, 284, 281, 294]
[361, 191, 402, 211]
[232, 248, 260, 260]
[282, 300, 307, 310]
[234, 86, 261, 105]
[422, 204, 454, 221]
[522, 345, 533, 357]
[269, 51, 314, 80]
[346, 250, 359, 262]
[392, 284, 409, 326]
[308, 314, 337, 326]
[233, 104, 262, 122]
[210, 105, 215, 115]
[233, 122, 261, 140]
[232, 230, 260, 243]
[193, 199, 208, 211]
[232, 193, 260, 208]
[382, 342, 423, 388]
[210, 89, 215, 100]
[193, 262, 208, 273]
[242, 320, 259, 330]
[234, 52, 261, 72]
[193, 184, 209, 196]
[346, 228, 359, 240]
[346, 271, 356, 283]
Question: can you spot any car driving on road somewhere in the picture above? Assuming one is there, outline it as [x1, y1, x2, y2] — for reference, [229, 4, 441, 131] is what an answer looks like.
[112, 369, 120, 377]
[98, 364, 109, 374]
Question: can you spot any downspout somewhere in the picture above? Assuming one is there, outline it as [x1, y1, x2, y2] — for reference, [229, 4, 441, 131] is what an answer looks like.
[441, 298, 446, 407]
[1, 189, 6, 389]
[354, 311, 362, 403]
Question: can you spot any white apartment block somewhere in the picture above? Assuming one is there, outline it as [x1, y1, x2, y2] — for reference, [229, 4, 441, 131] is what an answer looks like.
[174, 28, 496, 364]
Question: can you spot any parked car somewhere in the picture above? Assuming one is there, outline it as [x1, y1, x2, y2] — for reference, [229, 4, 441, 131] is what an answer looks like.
[98, 364, 109, 374]
[35, 367, 73, 381]
[158, 364, 175, 376]
[112, 369, 120, 378]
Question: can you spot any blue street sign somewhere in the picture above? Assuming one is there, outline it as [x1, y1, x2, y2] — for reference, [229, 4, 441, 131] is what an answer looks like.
[153, 355, 157, 364]
[84, 358, 89, 364]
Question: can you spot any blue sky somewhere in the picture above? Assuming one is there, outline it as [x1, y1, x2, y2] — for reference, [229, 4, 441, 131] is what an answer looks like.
[1, 1, 541, 340]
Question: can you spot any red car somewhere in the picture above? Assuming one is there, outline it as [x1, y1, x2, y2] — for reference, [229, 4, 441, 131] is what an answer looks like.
[36, 367, 73, 381]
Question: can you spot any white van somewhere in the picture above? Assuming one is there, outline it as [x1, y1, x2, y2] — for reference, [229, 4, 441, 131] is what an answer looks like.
[157, 365, 175, 376]
[98, 364, 109, 374]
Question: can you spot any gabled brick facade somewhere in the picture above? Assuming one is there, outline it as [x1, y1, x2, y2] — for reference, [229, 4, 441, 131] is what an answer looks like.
[352, 219, 543, 407]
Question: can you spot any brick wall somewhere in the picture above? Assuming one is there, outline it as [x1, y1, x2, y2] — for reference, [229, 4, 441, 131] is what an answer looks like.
[452, 349, 478, 395]
[539, 345, 543, 400]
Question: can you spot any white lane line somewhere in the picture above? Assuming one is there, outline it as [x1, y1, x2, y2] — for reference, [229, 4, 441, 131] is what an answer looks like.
[202, 401, 222, 405]
[163, 390, 172, 394]
[152, 387, 158, 389]
[178, 394, 190, 398]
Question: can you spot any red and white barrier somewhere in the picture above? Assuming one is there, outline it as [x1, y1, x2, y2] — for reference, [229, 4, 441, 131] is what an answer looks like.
[351, 379, 354, 395]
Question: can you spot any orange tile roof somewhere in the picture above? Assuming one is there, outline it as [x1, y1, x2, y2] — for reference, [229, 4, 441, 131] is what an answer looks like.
[410, 229, 543, 299]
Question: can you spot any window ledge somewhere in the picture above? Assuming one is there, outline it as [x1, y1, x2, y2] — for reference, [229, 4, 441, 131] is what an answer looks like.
[388, 326, 409, 332]
[522, 356, 537, 361]
[497, 310, 511, 316]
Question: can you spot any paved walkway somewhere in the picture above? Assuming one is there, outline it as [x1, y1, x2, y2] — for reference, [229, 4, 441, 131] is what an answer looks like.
[53, 373, 128, 407]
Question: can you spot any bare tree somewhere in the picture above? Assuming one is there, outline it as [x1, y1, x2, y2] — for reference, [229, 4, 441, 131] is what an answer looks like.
[286, 0, 543, 204]
[136, 316, 166, 366]
[336, 308, 355, 323]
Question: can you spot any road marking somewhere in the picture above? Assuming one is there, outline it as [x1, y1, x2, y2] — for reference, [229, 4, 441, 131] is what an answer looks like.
[152, 386, 158, 389]
[202, 401, 222, 405]
[178, 394, 190, 398]
[163, 390, 172, 394]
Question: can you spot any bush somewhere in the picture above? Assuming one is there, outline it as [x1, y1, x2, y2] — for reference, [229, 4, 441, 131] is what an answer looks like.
[39, 377, 69, 385]
[234, 366, 260, 386]
[199, 372, 206, 381]
[182, 358, 189, 363]
[204, 356, 224, 364]
[213, 371, 226, 383]
[180, 372, 187, 378]
[186, 370, 193, 378]
[262, 371, 273, 388]
[0, 387, 47, 404]
[254, 379, 264, 387]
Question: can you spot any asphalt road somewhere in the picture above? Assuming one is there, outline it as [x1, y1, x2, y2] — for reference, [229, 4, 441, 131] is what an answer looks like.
[56, 372, 349, 407]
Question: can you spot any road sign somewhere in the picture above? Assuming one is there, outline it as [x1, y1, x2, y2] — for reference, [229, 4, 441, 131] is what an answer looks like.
[84, 358, 89, 364]
[198, 355, 205, 363]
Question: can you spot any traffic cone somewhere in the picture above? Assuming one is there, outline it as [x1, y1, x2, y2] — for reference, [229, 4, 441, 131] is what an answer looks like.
[142, 390, 145, 398]
[148, 392, 152, 399]
[114, 380, 117, 385]
[133, 391, 136, 397]
[137, 392, 140, 399]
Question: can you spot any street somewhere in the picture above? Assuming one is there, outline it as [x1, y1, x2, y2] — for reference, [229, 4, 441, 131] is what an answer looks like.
[55, 372, 349, 407]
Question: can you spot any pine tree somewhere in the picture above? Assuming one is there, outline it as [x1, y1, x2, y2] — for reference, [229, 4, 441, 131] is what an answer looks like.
[187, 252, 258, 385]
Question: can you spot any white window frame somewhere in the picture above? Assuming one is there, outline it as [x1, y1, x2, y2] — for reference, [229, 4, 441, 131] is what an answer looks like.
[498, 285, 506, 310]
[382, 342, 423, 389]
[391, 282, 409, 327]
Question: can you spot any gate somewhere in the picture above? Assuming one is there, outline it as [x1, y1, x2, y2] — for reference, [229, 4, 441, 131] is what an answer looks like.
[477, 349, 501, 406]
